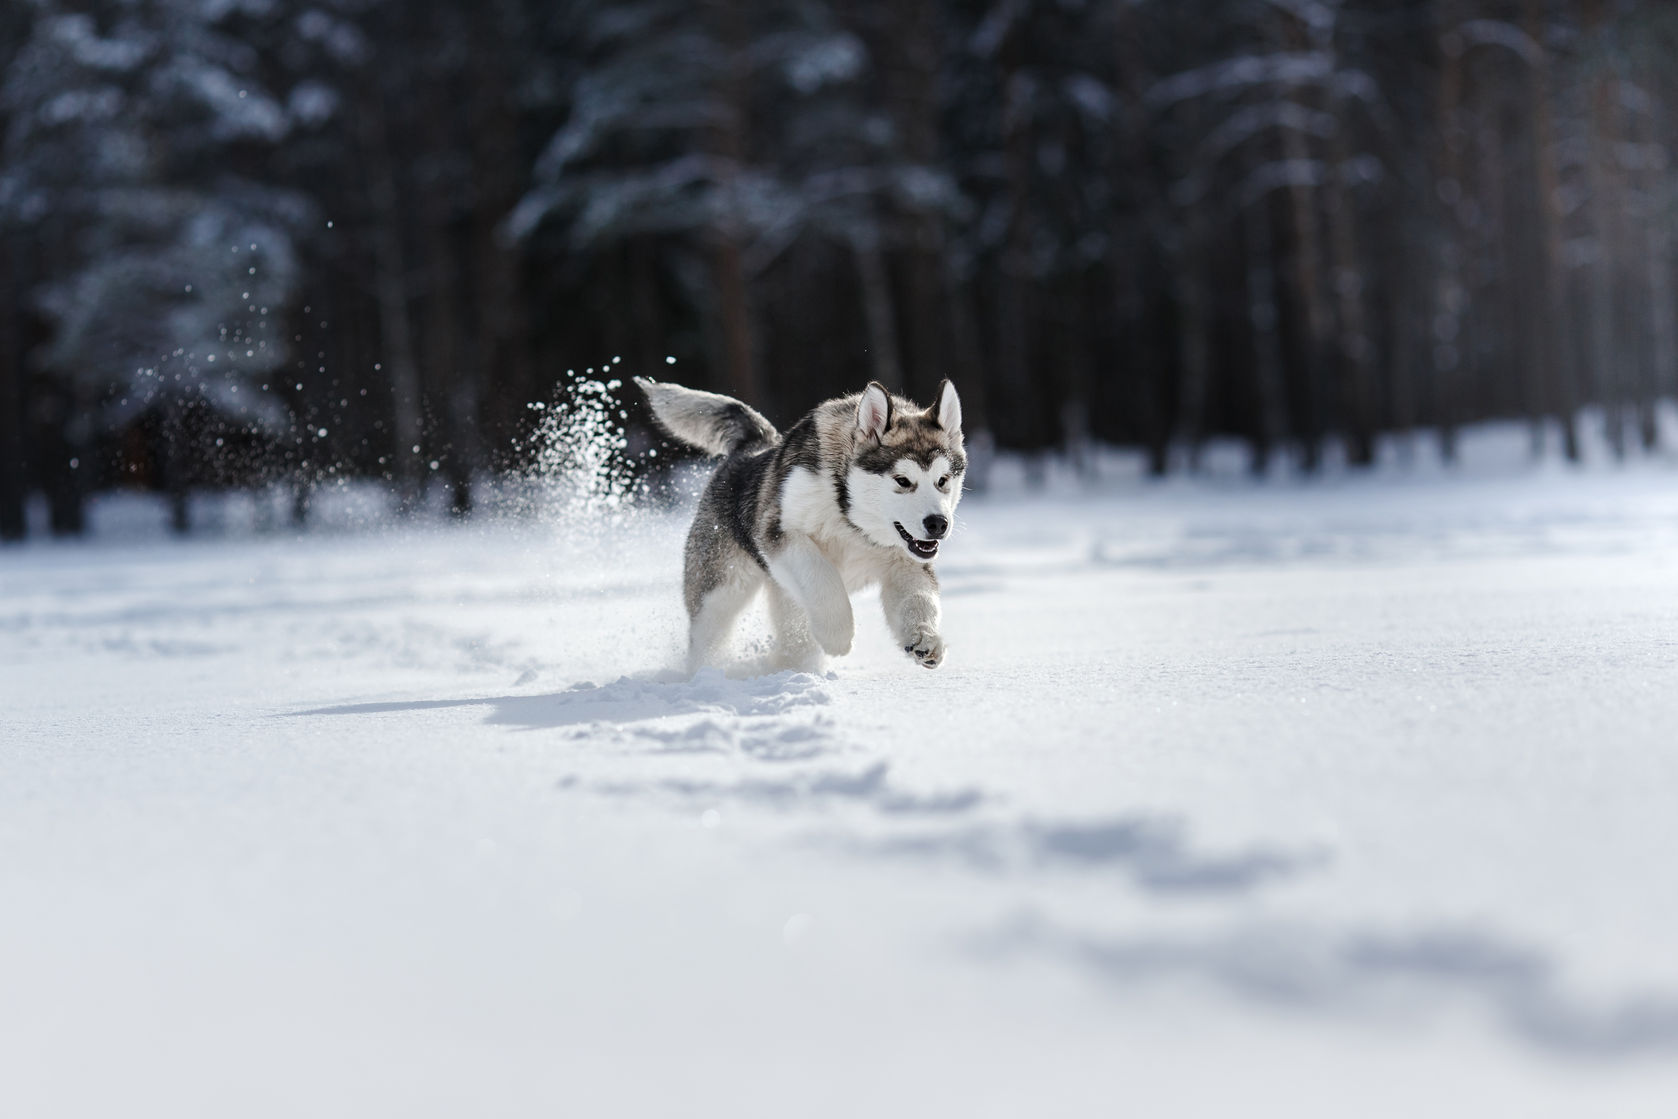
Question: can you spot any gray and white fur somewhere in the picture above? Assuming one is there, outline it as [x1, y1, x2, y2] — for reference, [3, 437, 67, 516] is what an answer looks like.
[636, 377, 967, 671]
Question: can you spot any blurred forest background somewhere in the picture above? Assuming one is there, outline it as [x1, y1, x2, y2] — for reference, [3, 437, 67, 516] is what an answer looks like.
[3, 0, 1678, 539]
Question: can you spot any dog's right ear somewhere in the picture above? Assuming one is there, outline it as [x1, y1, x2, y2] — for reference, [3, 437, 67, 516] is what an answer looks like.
[857, 382, 892, 441]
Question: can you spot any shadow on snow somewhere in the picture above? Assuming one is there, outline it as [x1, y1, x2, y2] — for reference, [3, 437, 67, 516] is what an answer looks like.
[293, 664, 1678, 1061]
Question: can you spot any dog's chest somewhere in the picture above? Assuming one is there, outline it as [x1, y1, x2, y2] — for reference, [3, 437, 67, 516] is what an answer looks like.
[818, 532, 889, 592]
[778, 467, 887, 591]
[777, 467, 837, 536]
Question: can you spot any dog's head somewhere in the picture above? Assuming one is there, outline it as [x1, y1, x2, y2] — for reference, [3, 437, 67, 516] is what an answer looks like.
[846, 380, 966, 561]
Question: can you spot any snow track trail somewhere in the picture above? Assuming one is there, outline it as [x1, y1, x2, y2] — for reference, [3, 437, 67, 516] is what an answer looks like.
[6, 462, 1678, 1117]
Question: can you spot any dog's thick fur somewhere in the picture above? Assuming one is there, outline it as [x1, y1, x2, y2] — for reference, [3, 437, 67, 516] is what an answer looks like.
[636, 377, 966, 671]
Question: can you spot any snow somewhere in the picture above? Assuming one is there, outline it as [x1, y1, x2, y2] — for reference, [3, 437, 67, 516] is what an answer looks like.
[6, 431, 1678, 1116]
[1447, 20, 1545, 66]
[49, 14, 152, 75]
[1147, 52, 1334, 109]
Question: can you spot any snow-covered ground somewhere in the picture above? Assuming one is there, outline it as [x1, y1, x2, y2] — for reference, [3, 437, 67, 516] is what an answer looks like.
[6, 428, 1678, 1117]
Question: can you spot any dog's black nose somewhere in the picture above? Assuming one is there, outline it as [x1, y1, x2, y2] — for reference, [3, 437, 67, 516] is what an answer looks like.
[923, 514, 949, 540]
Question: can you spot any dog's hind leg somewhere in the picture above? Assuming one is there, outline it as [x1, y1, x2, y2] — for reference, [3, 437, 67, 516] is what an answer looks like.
[766, 581, 822, 672]
[686, 567, 762, 673]
[765, 535, 854, 657]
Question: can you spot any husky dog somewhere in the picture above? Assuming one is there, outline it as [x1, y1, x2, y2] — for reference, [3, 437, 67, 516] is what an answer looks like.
[635, 377, 965, 671]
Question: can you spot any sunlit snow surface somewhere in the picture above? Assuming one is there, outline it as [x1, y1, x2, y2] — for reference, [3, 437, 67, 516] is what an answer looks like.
[6, 432, 1678, 1116]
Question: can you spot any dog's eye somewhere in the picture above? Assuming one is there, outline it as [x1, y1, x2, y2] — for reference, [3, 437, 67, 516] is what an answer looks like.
[937, 475, 951, 490]
[893, 475, 912, 489]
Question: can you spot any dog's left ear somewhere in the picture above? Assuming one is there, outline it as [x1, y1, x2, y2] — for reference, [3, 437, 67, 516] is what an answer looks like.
[931, 379, 962, 434]
[858, 382, 892, 441]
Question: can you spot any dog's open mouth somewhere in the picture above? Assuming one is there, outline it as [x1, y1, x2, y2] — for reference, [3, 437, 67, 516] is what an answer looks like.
[894, 522, 939, 560]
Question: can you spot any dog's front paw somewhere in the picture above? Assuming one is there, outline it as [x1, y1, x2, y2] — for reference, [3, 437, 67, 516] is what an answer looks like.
[902, 629, 946, 669]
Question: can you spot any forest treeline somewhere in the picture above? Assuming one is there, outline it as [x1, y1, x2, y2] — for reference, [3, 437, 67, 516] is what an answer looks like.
[2, 0, 1676, 538]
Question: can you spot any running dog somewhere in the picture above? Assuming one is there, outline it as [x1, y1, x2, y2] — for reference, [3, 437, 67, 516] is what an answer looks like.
[635, 377, 965, 671]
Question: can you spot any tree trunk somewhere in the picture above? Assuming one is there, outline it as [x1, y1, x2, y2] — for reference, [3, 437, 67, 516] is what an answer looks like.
[160, 398, 190, 535]
[42, 383, 86, 536]
[997, 41, 1039, 457]
[1632, 64, 1671, 451]
[705, 0, 765, 408]
[426, 212, 475, 516]
[1587, 78, 1624, 458]
[1524, 0, 1580, 460]
[1282, 103, 1332, 471]
[0, 237, 26, 542]
[710, 235, 761, 405]
[1325, 98, 1378, 466]
[945, 275, 995, 485]
[470, 0, 534, 464]
[360, 91, 426, 509]
[1056, 274, 1095, 478]
[628, 238, 665, 378]
[1432, 5, 1468, 463]
[1640, 209, 1672, 453]
[852, 233, 904, 390]
[1112, 0, 1170, 475]
[419, 64, 476, 518]
[168, 489, 191, 535]
[1387, 228, 1420, 466]
[1476, 102, 1511, 424]
[1581, 1, 1624, 457]
[291, 477, 313, 527]
[882, 0, 947, 404]
[1173, 187, 1214, 471]
[1242, 180, 1289, 474]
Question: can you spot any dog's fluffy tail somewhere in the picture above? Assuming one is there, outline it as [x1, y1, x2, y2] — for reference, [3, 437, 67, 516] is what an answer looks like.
[634, 377, 778, 457]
